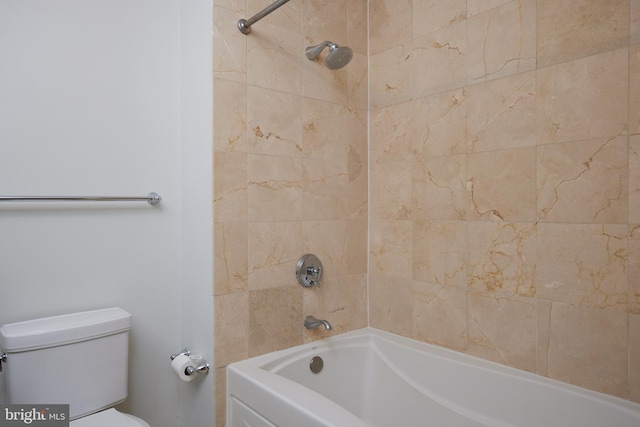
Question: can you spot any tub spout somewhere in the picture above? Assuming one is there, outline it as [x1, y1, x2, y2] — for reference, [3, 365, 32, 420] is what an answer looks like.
[304, 315, 332, 330]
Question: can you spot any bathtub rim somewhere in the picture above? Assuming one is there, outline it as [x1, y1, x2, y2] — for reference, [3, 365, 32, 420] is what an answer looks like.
[226, 327, 640, 426]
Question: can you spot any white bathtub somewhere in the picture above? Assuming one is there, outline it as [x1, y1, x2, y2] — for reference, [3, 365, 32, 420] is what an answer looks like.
[227, 328, 640, 427]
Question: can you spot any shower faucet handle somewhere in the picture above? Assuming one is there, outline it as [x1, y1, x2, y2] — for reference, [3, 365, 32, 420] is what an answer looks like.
[296, 254, 323, 287]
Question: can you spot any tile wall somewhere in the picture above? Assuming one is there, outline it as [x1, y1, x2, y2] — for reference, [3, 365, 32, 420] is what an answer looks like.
[212, 0, 368, 424]
[369, 0, 640, 402]
[214, 0, 640, 425]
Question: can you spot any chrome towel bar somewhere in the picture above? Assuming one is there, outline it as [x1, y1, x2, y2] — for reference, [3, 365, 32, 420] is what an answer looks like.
[238, 0, 290, 34]
[0, 192, 162, 206]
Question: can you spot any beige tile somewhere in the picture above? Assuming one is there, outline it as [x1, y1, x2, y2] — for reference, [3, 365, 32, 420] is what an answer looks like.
[214, 291, 249, 367]
[302, 220, 350, 278]
[213, 6, 247, 83]
[347, 107, 368, 169]
[302, 218, 367, 277]
[412, 0, 466, 39]
[467, 147, 537, 222]
[412, 21, 467, 98]
[303, 0, 347, 43]
[370, 220, 413, 278]
[413, 88, 467, 159]
[630, 225, 640, 314]
[412, 281, 467, 351]
[347, 0, 368, 55]
[302, 159, 349, 220]
[302, 98, 349, 161]
[214, 222, 248, 296]
[467, 71, 536, 153]
[214, 367, 226, 427]
[370, 100, 420, 164]
[413, 156, 467, 221]
[537, 301, 628, 398]
[633, 0, 640, 44]
[246, 21, 301, 94]
[247, 86, 302, 157]
[247, 154, 303, 221]
[537, 0, 630, 68]
[467, 0, 536, 84]
[537, 224, 628, 312]
[248, 286, 303, 357]
[468, 222, 536, 297]
[303, 274, 367, 341]
[537, 136, 629, 224]
[369, 274, 414, 336]
[247, 0, 301, 30]
[347, 138, 369, 220]
[247, 221, 302, 290]
[370, 42, 414, 109]
[466, 0, 512, 17]
[305, 214, 369, 273]
[214, 151, 247, 223]
[468, 292, 537, 372]
[631, 45, 640, 135]
[631, 314, 640, 402]
[369, 0, 413, 55]
[413, 221, 467, 287]
[213, 78, 247, 152]
[370, 161, 412, 220]
[536, 48, 628, 145]
[347, 52, 368, 110]
[214, 0, 244, 11]
[344, 219, 368, 275]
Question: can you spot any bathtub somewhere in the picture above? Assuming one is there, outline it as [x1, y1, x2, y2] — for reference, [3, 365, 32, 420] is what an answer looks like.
[227, 328, 640, 427]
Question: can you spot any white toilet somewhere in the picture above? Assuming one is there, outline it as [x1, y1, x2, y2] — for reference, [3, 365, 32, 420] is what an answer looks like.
[0, 307, 149, 426]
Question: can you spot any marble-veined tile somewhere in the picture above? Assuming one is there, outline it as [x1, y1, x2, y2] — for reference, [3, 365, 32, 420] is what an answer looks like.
[537, 301, 628, 397]
[369, 0, 413, 55]
[468, 292, 537, 372]
[536, 48, 628, 145]
[247, 221, 303, 290]
[413, 220, 467, 287]
[467, 71, 536, 153]
[467, 0, 536, 84]
[467, 147, 537, 222]
[537, 223, 628, 312]
[537, 0, 629, 68]
[537, 136, 628, 224]
[214, 222, 248, 296]
[248, 286, 303, 356]
[468, 222, 536, 297]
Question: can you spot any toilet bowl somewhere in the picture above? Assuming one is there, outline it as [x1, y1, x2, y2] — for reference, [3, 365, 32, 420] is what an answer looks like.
[70, 408, 149, 426]
[0, 308, 150, 426]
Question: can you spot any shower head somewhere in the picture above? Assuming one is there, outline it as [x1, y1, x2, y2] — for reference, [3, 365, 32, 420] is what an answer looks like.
[305, 41, 353, 70]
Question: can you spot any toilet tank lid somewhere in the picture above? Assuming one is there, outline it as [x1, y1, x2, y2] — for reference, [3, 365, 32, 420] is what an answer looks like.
[0, 307, 131, 352]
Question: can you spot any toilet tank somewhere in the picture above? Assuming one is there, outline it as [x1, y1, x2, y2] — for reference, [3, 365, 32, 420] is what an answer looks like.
[0, 307, 132, 420]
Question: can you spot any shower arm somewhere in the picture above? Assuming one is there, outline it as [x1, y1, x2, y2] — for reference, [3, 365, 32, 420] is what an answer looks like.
[238, 0, 291, 34]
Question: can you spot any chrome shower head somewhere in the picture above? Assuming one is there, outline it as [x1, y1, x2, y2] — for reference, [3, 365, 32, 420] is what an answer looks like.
[305, 41, 353, 70]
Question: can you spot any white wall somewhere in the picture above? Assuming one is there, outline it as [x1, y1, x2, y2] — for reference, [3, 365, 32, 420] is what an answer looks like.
[0, 1, 213, 426]
[178, 0, 214, 425]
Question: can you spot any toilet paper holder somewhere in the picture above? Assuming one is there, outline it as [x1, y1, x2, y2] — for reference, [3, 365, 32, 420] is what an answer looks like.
[170, 348, 210, 377]
[171, 348, 191, 360]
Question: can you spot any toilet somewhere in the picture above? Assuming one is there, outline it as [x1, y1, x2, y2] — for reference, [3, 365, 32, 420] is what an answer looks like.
[0, 307, 149, 426]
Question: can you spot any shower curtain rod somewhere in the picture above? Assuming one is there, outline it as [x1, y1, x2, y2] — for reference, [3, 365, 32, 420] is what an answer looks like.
[0, 192, 162, 206]
[238, 0, 290, 34]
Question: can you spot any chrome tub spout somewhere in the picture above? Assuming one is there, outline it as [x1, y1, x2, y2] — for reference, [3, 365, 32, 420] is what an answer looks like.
[304, 316, 332, 330]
